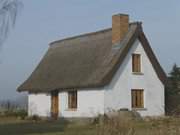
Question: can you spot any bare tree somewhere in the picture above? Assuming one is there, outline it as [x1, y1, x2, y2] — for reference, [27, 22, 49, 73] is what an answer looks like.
[0, 0, 22, 49]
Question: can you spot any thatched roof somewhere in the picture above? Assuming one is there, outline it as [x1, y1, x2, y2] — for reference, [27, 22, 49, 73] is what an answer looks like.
[17, 22, 167, 92]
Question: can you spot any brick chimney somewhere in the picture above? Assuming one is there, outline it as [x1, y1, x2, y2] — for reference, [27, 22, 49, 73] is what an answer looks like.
[112, 14, 129, 44]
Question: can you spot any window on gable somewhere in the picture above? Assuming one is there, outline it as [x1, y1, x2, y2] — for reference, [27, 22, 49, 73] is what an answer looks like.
[68, 91, 77, 109]
[132, 54, 141, 73]
[131, 89, 144, 108]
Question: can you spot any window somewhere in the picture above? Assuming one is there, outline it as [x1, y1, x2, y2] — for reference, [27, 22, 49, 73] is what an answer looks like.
[68, 91, 77, 109]
[132, 54, 141, 73]
[131, 89, 144, 108]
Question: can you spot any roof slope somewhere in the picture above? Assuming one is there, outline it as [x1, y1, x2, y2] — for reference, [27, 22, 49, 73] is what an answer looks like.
[18, 23, 167, 92]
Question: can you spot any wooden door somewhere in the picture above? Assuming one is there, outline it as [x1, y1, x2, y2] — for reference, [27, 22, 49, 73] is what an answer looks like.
[51, 91, 59, 119]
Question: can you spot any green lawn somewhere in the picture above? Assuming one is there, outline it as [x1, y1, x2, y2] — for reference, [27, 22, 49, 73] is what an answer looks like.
[0, 117, 96, 135]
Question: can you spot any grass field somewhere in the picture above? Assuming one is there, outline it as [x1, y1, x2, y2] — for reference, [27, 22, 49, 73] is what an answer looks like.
[0, 116, 180, 135]
[0, 117, 96, 135]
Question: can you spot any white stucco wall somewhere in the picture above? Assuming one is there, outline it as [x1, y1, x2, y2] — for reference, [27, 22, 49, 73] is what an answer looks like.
[28, 90, 104, 118]
[104, 39, 165, 116]
[28, 93, 51, 117]
[59, 89, 104, 118]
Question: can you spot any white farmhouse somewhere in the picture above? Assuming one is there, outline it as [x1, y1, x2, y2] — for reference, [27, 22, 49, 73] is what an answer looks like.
[18, 14, 167, 118]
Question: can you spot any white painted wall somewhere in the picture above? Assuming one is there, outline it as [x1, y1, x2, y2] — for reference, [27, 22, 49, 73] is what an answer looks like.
[104, 39, 164, 116]
[28, 93, 51, 117]
[28, 39, 165, 117]
[59, 89, 104, 118]
[28, 90, 104, 118]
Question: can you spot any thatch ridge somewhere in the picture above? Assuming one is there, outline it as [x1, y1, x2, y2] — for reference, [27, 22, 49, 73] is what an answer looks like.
[50, 28, 111, 46]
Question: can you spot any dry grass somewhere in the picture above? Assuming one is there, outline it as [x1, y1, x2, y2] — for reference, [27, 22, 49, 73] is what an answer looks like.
[96, 114, 180, 135]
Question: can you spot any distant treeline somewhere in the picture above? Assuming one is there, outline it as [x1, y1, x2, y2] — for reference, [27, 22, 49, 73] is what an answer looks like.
[0, 96, 28, 111]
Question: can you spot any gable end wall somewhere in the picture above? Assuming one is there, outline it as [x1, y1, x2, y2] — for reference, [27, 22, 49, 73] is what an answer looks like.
[104, 39, 164, 116]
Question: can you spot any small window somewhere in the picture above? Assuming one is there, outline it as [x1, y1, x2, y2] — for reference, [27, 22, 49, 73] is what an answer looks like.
[68, 91, 77, 109]
[131, 89, 144, 108]
[132, 54, 141, 73]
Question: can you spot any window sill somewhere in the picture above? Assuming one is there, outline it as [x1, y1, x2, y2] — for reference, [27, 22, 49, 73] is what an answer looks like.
[132, 72, 144, 75]
[66, 108, 77, 111]
[132, 108, 147, 111]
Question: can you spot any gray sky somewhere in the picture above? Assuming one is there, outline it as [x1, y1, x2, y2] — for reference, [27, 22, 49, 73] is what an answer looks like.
[0, 0, 180, 100]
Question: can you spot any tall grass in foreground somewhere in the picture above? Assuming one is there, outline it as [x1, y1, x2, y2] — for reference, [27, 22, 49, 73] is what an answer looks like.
[97, 115, 135, 135]
[96, 111, 180, 135]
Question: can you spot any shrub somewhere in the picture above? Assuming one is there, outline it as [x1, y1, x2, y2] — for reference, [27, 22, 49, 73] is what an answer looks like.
[15, 109, 27, 119]
[27, 115, 41, 122]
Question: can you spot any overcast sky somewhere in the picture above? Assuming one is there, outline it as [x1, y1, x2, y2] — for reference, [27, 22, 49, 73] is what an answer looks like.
[0, 0, 179, 100]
